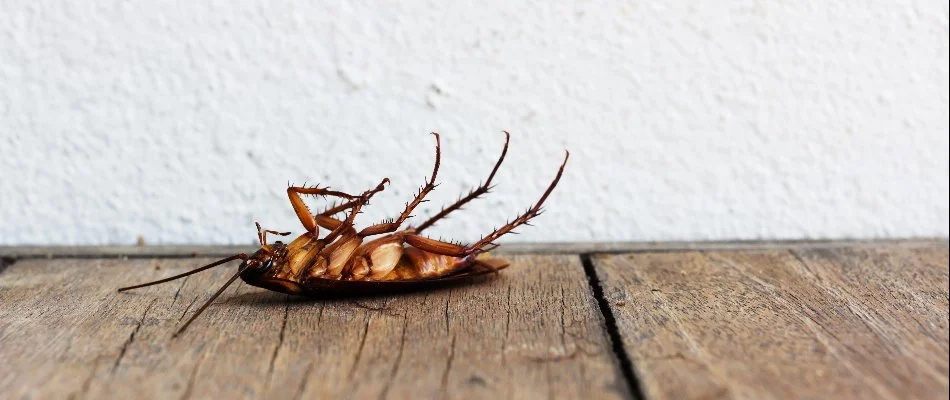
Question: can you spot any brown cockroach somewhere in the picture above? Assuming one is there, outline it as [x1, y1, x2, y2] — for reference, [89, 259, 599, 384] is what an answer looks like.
[118, 132, 568, 335]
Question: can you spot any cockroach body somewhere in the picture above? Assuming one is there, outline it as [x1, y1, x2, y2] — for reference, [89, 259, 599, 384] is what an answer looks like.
[119, 132, 568, 335]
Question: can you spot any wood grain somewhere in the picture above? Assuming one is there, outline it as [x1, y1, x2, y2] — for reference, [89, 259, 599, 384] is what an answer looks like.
[2, 244, 946, 399]
[0, 255, 627, 399]
[592, 247, 949, 400]
[0, 238, 943, 258]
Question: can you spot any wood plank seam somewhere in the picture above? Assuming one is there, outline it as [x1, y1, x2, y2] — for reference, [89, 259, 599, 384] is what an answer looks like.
[0, 250, 657, 399]
[0, 256, 15, 275]
[0, 254, 628, 398]
[580, 253, 646, 400]
[589, 247, 950, 399]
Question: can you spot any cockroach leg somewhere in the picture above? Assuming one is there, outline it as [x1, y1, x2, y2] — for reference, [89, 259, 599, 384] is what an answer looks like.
[461, 150, 569, 254]
[286, 186, 359, 234]
[309, 176, 393, 233]
[358, 132, 441, 237]
[403, 234, 467, 257]
[255, 222, 290, 246]
[414, 131, 510, 233]
[322, 178, 389, 243]
[314, 200, 360, 231]
[403, 149, 568, 259]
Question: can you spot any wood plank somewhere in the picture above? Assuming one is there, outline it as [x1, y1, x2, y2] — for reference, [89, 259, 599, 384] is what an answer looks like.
[0, 238, 944, 258]
[0, 255, 629, 399]
[592, 247, 949, 400]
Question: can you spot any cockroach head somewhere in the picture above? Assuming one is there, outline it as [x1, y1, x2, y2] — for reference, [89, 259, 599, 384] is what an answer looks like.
[241, 241, 288, 274]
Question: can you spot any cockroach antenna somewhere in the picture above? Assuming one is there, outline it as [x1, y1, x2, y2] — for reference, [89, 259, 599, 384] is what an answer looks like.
[117, 253, 251, 336]
[173, 263, 249, 337]
[117, 253, 249, 293]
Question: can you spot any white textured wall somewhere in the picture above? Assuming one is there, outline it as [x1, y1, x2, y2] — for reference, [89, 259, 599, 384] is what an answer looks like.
[2, 1, 948, 245]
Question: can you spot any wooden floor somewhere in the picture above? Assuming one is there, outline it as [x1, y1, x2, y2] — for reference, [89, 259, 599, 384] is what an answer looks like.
[0, 241, 946, 399]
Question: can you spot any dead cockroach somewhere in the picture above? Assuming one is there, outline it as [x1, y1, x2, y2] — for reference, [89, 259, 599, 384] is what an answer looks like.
[118, 132, 568, 336]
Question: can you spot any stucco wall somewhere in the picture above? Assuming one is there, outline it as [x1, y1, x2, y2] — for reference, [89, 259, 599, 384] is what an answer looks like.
[2, 1, 947, 245]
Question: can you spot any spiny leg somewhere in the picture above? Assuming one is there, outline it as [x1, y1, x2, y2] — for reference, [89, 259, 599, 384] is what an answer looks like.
[322, 178, 389, 243]
[400, 234, 501, 274]
[403, 234, 467, 256]
[319, 199, 357, 217]
[305, 178, 390, 279]
[414, 131, 510, 233]
[313, 199, 362, 232]
[358, 132, 442, 237]
[334, 134, 440, 279]
[286, 185, 358, 235]
[256, 222, 290, 246]
[463, 150, 569, 253]
[404, 150, 569, 258]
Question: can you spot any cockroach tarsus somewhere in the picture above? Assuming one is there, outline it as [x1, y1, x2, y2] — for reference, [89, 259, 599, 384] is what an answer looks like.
[118, 132, 569, 336]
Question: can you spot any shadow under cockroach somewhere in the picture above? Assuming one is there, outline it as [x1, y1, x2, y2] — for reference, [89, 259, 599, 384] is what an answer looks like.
[220, 272, 504, 308]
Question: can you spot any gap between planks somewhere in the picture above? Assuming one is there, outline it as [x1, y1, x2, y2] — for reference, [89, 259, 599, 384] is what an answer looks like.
[589, 246, 949, 400]
[0, 253, 635, 399]
[582, 253, 646, 400]
[1, 244, 946, 400]
[0, 248, 696, 400]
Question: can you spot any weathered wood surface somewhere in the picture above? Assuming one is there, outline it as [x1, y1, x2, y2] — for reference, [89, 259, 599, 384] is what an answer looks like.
[0, 255, 627, 399]
[0, 243, 947, 399]
[592, 246, 950, 400]
[0, 238, 943, 258]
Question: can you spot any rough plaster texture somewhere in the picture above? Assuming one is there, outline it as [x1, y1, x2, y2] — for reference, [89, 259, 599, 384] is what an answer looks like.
[1, 1, 948, 245]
